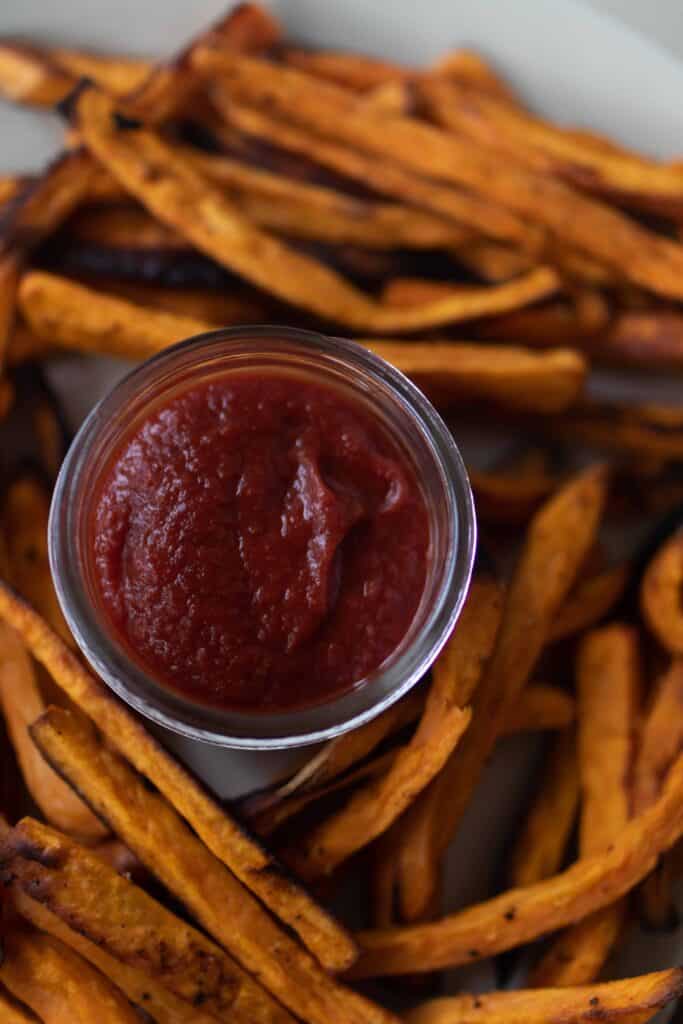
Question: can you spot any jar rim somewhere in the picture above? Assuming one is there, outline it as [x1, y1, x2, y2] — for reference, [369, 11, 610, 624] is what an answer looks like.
[49, 325, 477, 749]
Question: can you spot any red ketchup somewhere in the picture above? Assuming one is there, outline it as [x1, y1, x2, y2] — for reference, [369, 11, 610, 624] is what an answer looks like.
[92, 373, 430, 712]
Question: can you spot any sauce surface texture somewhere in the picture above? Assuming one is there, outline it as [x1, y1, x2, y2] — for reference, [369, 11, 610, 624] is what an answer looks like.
[92, 374, 430, 712]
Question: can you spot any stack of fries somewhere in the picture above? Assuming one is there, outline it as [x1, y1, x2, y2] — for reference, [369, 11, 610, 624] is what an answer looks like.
[1, 3, 683, 1020]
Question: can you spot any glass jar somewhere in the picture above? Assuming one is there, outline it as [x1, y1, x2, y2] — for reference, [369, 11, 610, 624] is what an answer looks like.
[49, 326, 476, 749]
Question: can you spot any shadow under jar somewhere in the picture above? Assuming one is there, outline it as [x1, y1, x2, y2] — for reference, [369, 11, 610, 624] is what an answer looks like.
[49, 325, 476, 749]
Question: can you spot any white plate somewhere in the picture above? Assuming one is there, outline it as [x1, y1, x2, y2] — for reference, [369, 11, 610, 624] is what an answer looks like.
[2, 1, 683, 1006]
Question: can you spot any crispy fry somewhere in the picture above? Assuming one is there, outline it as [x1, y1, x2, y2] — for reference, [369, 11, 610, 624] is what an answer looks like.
[358, 80, 413, 115]
[509, 730, 579, 887]
[550, 564, 630, 642]
[10, 889, 219, 1024]
[0, 928, 141, 1024]
[93, 278, 268, 322]
[282, 48, 413, 91]
[0, 582, 357, 974]
[65, 203, 185, 249]
[419, 77, 683, 216]
[532, 626, 640, 987]
[48, 47, 151, 96]
[502, 685, 575, 736]
[19, 272, 584, 412]
[0, 43, 75, 107]
[0, 622, 106, 842]
[2, 820, 293, 1024]
[393, 466, 607, 923]
[218, 102, 542, 248]
[455, 240, 536, 282]
[0, 984, 35, 1024]
[212, 57, 683, 299]
[641, 531, 683, 655]
[28, 706, 390, 1024]
[431, 49, 517, 102]
[633, 660, 683, 815]
[474, 292, 610, 348]
[2, 475, 72, 644]
[350, 741, 683, 977]
[404, 969, 683, 1024]
[74, 88, 560, 331]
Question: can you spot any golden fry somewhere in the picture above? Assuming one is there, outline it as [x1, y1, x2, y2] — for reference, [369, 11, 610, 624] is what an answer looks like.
[404, 969, 683, 1024]
[545, 399, 683, 460]
[509, 730, 579, 888]
[2, 818, 293, 1024]
[211, 56, 683, 299]
[0, 43, 75, 107]
[0, 621, 106, 842]
[641, 531, 683, 655]
[0, 984, 36, 1024]
[633, 660, 683, 815]
[468, 467, 556, 526]
[0, 928, 141, 1024]
[550, 564, 630, 642]
[29, 706, 389, 1024]
[531, 903, 628, 990]
[0, 581, 357, 974]
[0, 251, 20, 369]
[351, 742, 683, 977]
[502, 684, 575, 735]
[431, 48, 517, 102]
[94, 278, 269, 323]
[282, 48, 413, 91]
[65, 203, 186, 249]
[48, 47, 151, 95]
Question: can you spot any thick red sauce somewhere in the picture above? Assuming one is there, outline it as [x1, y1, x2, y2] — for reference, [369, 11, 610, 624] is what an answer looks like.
[92, 373, 430, 713]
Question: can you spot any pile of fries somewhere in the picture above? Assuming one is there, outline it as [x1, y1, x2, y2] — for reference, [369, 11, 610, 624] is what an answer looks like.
[1, 3, 683, 1020]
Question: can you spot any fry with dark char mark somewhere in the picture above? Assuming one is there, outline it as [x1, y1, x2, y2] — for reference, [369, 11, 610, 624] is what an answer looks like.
[509, 729, 579, 888]
[393, 465, 607, 924]
[0, 928, 141, 1024]
[0, 581, 357, 974]
[28, 706, 391, 1024]
[550, 564, 630, 641]
[47, 46, 151, 95]
[10, 888, 219, 1024]
[350, 741, 683, 977]
[1, 817, 294, 1024]
[19, 272, 585, 413]
[531, 625, 639, 986]
[215, 101, 542, 248]
[404, 969, 683, 1024]
[73, 87, 561, 332]
[208, 56, 683, 299]
[0, 622, 106, 843]
[641, 531, 683, 655]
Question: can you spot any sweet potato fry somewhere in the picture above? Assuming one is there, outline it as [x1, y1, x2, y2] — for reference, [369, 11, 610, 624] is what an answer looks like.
[544, 399, 683, 460]
[0, 251, 20, 368]
[93, 278, 269, 322]
[532, 626, 640, 987]
[74, 88, 560, 331]
[19, 272, 584, 412]
[65, 203, 185, 249]
[281, 683, 472, 881]
[358, 80, 413, 115]
[0, 43, 75, 107]
[592, 310, 683, 370]
[10, 888, 219, 1024]
[419, 77, 683, 216]
[211, 57, 683, 299]
[282, 48, 413, 91]
[455, 241, 536, 282]
[0, 984, 35, 1024]
[0, 622, 106, 843]
[350, 740, 683, 978]
[0, 375, 13, 421]
[404, 969, 683, 1024]
[641, 531, 683, 655]
[509, 730, 579, 887]
[0, 928, 141, 1024]
[633, 660, 683, 815]
[47, 47, 151, 96]
[502, 684, 576, 734]
[550, 564, 630, 642]
[431, 48, 517, 102]
[5, 325, 51, 367]
[0, 582, 357, 974]
[28, 706, 390, 1024]
[2, 475, 72, 645]
[393, 465, 607, 923]
[468, 466, 556, 525]
[218, 101, 542, 248]
[474, 291, 610, 348]
[2, 820, 292, 1024]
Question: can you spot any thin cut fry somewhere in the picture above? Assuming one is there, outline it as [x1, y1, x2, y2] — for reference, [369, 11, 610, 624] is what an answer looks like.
[633, 660, 683, 815]
[509, 730, 579, 887]
[10, 888, 219, 1024]
[28, 706, 390, 1024]
[2, 475, 72, 644]
[48, 47, 152, 95]
[0, 582, 357, 974]
[217, 102, 542, 248]
[394, 465, 607, 923]
[550, 564, 630, 642]
[210, 57, 683, 299]
[531, 905, 628, 990]
[0, 43, 75, 107]
[501, 684, 575, 735]
[455, 240, 536, 282]
[431, 48, 517, 102]
[74, 88, 561, 331]
[0, 928, 141, 1024]
[1, 820, 293, 1024]
[0, 984, 35, 1024]
[0, 621, 106, 842]
[19, 272, 585, 413]
[404, 969, 683, 1024]
[641, 531, 683, 655]
[282, 48, 413, 91]
[350, 742, 683, 978]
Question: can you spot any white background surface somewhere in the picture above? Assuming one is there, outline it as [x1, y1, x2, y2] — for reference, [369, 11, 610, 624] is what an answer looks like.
[2, 0, 683, 1007]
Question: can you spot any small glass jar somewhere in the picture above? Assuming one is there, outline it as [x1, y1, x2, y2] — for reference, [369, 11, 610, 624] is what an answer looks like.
[50, 326, 476, 749]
